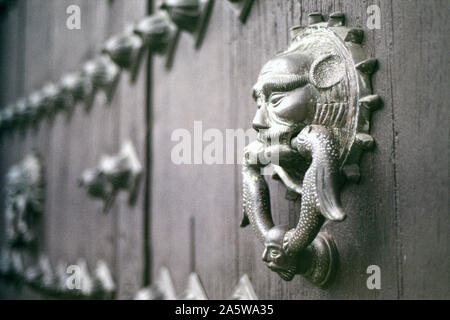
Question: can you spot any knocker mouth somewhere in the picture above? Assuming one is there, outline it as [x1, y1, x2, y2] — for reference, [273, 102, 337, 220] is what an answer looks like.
[255, 145, 304, 170]
[266, 262, 280, 270]
[265, 261, 291, 273]
[266, 263, 296, 281]
[256, 123, 304, 147]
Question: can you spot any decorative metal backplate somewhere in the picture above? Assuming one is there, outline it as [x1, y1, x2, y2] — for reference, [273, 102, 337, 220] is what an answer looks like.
[79, 140, 142, 213]
[241, 12, 381, 286]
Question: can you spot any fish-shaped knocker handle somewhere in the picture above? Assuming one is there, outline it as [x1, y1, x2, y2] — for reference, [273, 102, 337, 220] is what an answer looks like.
[242, 125, 342, 286]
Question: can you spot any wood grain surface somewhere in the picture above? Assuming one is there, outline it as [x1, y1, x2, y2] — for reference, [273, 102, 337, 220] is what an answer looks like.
[0, 0, 448, 299]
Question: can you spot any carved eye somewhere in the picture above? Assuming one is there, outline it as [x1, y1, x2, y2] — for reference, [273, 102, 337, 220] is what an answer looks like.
[270, 250, 281, 259]
[269, 92, 286, 107]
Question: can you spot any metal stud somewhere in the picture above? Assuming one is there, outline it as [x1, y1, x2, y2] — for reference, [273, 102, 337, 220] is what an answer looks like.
[230, 274, 258, 300]
[345, 28, 364, 44]
[179, 273, 208, 300]
[355, 133, 375, 150]
[356, 58, 378, 74]
[93, 260, 116, 298]
[227, 0, 255, 23]
[359, 94, 383, 111]
[134, 11, 176, 55]
[102, 29, 144, 82]
[79, 140, 142, 213]
[328, 12, 345, 27]
[160, 0, 214, 49]
[308, 12, 324, 25]
[82, 55, 120, 104]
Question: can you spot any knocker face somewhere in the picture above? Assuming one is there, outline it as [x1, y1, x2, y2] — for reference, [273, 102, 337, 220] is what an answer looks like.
[251, 53, 318, 150]
[261, 226, 297, 281]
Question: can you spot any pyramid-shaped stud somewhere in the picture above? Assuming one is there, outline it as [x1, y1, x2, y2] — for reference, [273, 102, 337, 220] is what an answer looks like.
[76, 259, 94, 296]
[345, 28, 364, 44]
[308, 12, 324, 25]
[230, 274, 258, 300]
[355, 133, 375, 150]
[156, 267, 177, 300]
[93, 260, 115, 295]
[54, 261, 69, 291]
[227, 0, 255, 23]
[179, 272, 208, 300]
[328, 12, 345, 26]
[356, 58, 378, 74]
[38, 255, 55, 288]
[359, 94, 383, 111]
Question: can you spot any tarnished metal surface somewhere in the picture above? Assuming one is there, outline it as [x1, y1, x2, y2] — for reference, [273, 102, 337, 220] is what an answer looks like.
[241, 12, 381, 286]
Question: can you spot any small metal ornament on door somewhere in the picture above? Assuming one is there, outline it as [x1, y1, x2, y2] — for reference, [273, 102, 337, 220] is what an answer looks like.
[227, 0, 255, 23]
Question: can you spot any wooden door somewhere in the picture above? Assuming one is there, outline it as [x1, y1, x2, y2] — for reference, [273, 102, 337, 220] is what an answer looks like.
[0, 0, 148, 299]
[0, 0, 448, 300]
[149, 0, 449, 300]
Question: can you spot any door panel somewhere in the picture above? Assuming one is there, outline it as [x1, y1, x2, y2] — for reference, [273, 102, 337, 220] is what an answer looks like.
[149, 0, 449, 299]
[0, 0, 448, 300]
[0, 0, 147, 299]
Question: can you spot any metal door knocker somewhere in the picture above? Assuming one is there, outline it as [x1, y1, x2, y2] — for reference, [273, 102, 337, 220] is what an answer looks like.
[241, 12, 381, 287]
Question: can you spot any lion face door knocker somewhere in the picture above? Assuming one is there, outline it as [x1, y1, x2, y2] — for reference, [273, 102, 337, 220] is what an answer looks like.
[5, 154, 44, 251]
[241, 12, 381, 287]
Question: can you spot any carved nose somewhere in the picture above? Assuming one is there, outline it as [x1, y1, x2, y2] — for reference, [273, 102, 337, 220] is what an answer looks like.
[252, 108, 270, 131]
[262, 248, 269, 262]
